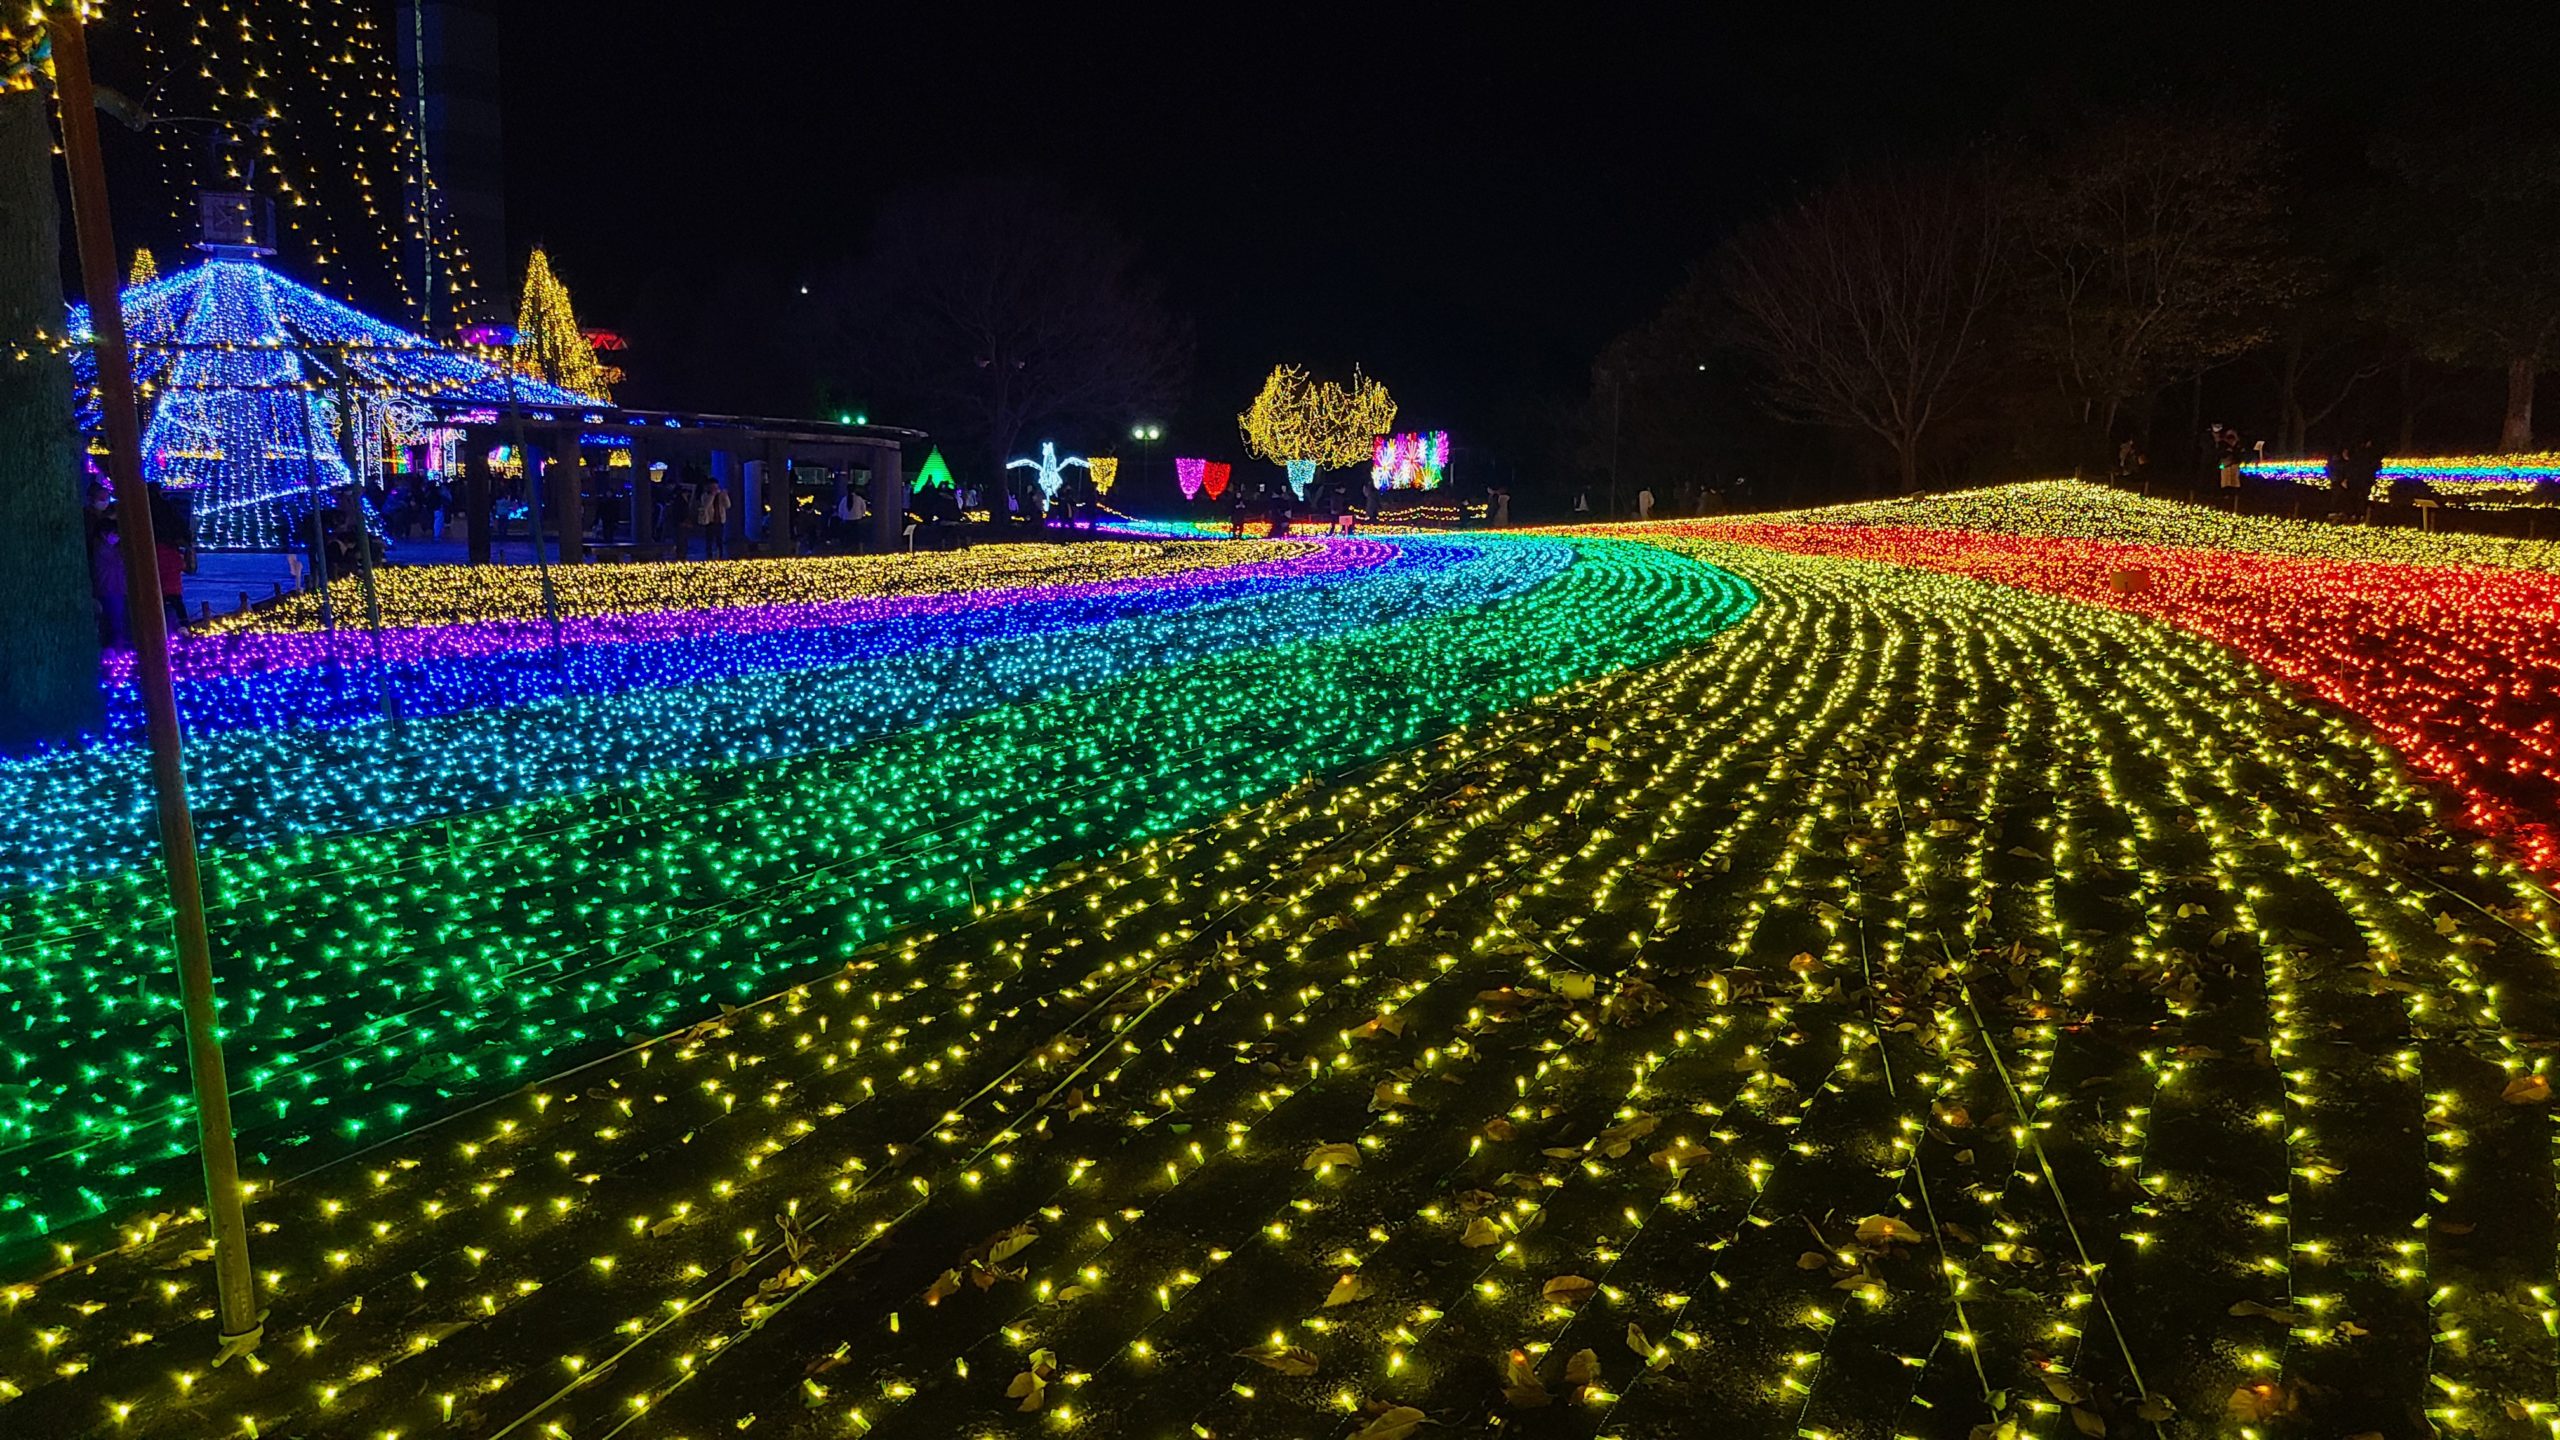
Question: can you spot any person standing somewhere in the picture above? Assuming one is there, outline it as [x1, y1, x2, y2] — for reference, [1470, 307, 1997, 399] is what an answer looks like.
[697, 475, 731, 559]
[1572, 487, 1591, 519]
[1635, 485, 1655, 521]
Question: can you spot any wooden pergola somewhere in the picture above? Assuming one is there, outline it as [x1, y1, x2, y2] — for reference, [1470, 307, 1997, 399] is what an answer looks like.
[435, 398, 927, 563]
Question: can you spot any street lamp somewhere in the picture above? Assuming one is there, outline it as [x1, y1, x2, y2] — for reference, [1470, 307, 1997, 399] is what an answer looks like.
[1132, 423, 1163, 498]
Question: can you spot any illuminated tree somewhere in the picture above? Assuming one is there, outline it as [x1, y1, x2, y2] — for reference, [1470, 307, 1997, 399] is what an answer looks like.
[512, 245, 614, 402]
[127, 247, 157, 287]
[0, 16, 105, 747]
[1238, 365, 1395, 497]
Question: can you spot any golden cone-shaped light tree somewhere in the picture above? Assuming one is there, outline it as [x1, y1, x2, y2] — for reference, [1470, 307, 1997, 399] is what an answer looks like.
[511, 245, 615, 402]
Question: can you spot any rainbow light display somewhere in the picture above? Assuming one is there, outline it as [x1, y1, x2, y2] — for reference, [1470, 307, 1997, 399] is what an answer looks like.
[67, 258, 595, 551]
[1371, 429, 1450, 491]
[1175, 456, 1207, 500]
[2241, 451, 2560, 507]
[9, 487, 2560, 1440]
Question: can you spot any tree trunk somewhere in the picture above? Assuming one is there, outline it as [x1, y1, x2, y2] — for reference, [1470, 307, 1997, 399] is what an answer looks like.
[1894, 441, 1918, 495]
[2397, 356, 2418, 452]
[2501, 355, 2536, 452]
[0, 87, 105, 752]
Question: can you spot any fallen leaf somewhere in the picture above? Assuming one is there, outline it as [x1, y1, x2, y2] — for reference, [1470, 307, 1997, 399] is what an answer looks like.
[923, 1269, 964, 1306]
[1324, 1273, 1369, 1307]
[1854, 1215, 1926, 1247]
[1596, 1114, 1659, 1159]
[2131, 1395, 2176, 1422]
[2505, 1073, 2552, 1105]
[1305, 1143, 1363, 1170]
[2040, 1373, 2088, 1405]
[1480, 1118, 1517, 1143]
[1649, 1140, 1711, 1173]
[1462, 1217, 1505, 1248]
[985, 1226, 1039, 1264]
[1006, 1371, 1046, 1412]
[2228, 1298, 2304, 1326]
[1237, 1341, 1320, 1377]
[1625, 1323, 1655, 1359]
[1351, 1405, 1429, 1440]
[1796, 1251, 1832, 1270]
[1563, 1348, 1600, 1387]
[1541, 1274, 1598, 1307]
[2068, 1405, 2107, 1438]
[1554, 972, 1597, 1000]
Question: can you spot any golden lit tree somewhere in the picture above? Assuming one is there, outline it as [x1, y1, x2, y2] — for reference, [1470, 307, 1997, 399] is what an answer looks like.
[1238, 364, 1395, 497]
[511, 245, 614, 402]
[127, 247, 157, 287]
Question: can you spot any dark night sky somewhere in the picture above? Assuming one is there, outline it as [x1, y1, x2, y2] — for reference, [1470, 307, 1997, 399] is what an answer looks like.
[491, 4, 2541, 465]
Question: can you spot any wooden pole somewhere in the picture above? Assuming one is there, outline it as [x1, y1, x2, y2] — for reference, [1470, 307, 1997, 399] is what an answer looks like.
[47, 10, 262, 1356]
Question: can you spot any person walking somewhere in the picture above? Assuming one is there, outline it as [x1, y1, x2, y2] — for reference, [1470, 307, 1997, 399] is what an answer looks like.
[696, 475, 731, 559]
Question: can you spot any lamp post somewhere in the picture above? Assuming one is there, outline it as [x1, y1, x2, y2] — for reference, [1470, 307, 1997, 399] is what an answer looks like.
[1132, 423, 1161, 501]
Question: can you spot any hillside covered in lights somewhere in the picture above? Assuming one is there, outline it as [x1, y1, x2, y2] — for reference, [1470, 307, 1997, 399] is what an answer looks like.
[1, 486, 2557, 1440]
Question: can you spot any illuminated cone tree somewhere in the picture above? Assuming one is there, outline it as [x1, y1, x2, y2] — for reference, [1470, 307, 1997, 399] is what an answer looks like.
[511, 245, 614, 402]
[1239, 364, 1394, 498]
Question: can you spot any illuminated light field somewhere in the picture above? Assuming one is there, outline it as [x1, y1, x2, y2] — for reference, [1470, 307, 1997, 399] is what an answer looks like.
[8, 533, 2560, 1440]
[101, 539, 1369, 737]
[4, 537, 1448, 885]
[0, 535, 1752, 1255]
[206, 542, 1283, 635]
[1740, 478, 2560, 573]
[1683, 519, 2560, 874]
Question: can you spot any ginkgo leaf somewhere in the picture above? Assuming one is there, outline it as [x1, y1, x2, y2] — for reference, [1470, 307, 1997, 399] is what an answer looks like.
[1237, 1341, 1321, 1376]
[1305, 1143, 1363, 1170]
[1461, 1217, 1505, 1248]
[1006, 1371, 1046, 1411]
[923, 1268, 964, 1305]
[1625, 1323, 1655, 1359]
[1324, 1273, 1369, 1307]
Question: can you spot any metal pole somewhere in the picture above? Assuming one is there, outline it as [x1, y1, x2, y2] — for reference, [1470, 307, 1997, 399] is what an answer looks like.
[335, 375, 397, 724]
[505, 379, 560, 637]
[47, 11, 262, 1357]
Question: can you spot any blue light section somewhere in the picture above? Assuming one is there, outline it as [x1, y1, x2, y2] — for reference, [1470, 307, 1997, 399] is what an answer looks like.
[68, 258, 595, 550]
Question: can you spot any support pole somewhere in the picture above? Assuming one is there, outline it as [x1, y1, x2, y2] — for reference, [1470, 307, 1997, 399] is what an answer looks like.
[47, 10, 262, 1356]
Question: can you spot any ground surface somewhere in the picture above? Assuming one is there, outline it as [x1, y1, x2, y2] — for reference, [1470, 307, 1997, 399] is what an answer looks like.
[3, 487, 2558, 1440]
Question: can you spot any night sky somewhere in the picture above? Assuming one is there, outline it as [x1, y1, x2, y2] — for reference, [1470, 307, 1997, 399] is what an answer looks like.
[483, 5, 2525, 469]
